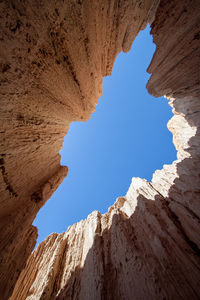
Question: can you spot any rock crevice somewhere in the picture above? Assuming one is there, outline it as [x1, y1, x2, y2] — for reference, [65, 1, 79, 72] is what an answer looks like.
[0, 0, 200, 299]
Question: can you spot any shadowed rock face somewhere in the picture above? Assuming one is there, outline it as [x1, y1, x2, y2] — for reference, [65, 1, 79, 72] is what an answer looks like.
[0, 0, 200, 299]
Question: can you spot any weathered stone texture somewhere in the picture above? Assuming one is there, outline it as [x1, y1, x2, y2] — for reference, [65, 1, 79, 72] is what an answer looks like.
[0, 0, 200, 299]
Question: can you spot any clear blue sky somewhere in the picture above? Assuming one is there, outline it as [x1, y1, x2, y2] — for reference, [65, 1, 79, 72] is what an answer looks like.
[33, 25, 176, 246]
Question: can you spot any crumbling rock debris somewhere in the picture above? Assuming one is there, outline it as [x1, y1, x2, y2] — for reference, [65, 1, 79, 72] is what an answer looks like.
[0, 0, 200, 299]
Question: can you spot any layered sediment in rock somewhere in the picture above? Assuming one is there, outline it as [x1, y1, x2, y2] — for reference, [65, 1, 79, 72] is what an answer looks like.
[1, 0, 200, 299]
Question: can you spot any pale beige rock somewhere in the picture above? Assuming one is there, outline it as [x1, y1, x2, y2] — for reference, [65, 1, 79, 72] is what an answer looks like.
[0, 0, 200, 299]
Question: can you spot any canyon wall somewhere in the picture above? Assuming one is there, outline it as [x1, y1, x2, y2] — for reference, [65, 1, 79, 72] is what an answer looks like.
[0, 0, 200, 299]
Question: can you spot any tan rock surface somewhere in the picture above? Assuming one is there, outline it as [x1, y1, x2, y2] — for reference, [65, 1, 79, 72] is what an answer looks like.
[0, 0, 200, 299]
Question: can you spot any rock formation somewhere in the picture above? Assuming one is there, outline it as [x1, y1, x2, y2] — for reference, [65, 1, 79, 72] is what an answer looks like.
[0, 0, 200, 299]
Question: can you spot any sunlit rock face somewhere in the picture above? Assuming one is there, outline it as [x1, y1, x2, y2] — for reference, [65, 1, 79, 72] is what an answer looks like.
[0, 0, 200, 299]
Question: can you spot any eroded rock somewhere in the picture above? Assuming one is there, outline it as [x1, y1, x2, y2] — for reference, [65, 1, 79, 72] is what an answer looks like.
[0, 0, 200, 299]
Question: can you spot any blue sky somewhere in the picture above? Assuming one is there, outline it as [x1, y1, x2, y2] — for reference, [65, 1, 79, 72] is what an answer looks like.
[33, 25, 176, 246]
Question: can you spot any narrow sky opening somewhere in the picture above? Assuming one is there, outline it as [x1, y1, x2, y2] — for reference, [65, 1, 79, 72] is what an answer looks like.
[33, 25, 177, 246]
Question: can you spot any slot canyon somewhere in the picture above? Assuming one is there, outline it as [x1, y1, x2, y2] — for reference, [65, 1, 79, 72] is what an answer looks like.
[0, 0, 200, 299]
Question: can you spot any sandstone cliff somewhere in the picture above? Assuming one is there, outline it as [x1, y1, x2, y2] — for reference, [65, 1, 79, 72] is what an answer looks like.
[1, 0, 200, 299]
